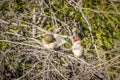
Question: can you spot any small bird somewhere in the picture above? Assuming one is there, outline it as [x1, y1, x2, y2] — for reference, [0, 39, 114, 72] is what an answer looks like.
[71, 38, 84, 58]
[42, 34, 67, 50]
[42, 34, 57, 50]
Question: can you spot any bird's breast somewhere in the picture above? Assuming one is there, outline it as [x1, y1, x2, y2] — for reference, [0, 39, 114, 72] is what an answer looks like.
[72, 45, 83, 57]
[72, 49, 83, 57]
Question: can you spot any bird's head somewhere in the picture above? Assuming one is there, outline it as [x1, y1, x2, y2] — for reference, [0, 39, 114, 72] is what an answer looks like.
[73, 38, 80, 42]
[44, 34, 56, 43]
[72, 38, 81, 45]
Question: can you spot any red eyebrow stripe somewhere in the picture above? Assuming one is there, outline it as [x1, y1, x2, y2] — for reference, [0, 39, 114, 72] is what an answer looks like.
[73, 38, 80, 42]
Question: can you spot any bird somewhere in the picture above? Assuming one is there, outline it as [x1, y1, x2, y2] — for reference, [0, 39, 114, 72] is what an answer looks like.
[42, 34, 67, 50]
[71, 38, 84, 58]
[42, 34, 57, 50]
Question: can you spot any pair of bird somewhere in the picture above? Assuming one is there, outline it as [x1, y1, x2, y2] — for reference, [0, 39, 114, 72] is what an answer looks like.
[42, 34, 83, 58]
